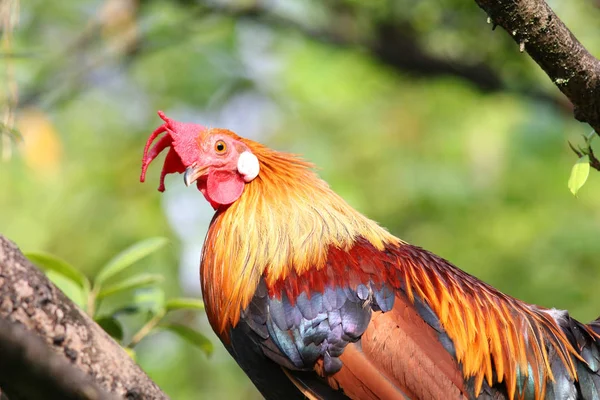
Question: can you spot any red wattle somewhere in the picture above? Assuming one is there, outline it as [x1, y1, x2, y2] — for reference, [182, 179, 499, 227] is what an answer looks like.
[206, 170, 245, 207]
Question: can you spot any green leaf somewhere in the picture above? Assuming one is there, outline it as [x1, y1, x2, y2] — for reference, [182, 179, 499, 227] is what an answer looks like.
[26, 252, 90, 293]
[109, 305, 141, 317]
[161, 323, 213, 357]
[95, 316, 124, 341]
[165, 298, 205, 312]
[45, 270, 86, 309]
[97, 274, 163, 300]
[95, 237, 168, 285]
[568, 155, 590, 196]
[134, 287, 166, 315]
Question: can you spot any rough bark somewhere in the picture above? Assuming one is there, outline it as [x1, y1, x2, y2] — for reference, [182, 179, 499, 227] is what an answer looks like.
[0, 235, 169, 400]
[474, 0, 600, 135]
[0, 318, 118, 400]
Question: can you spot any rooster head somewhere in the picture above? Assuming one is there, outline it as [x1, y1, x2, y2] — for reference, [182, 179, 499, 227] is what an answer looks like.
[140, 111, 259, 209]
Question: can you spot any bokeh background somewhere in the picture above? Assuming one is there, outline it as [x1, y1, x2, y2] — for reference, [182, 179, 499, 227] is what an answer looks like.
[2, 0, 600, 398]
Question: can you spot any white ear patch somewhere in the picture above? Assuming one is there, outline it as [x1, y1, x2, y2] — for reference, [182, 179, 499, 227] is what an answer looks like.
[237, 151, 260, 182]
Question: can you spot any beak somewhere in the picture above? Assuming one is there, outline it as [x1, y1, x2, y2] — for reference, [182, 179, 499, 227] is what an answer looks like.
[183, 165, 209, 187]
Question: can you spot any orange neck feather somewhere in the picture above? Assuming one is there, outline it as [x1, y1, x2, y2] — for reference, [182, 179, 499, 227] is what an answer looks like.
[200, 140, 399, 335]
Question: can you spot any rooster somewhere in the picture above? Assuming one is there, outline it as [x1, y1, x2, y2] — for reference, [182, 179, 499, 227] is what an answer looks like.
[141, 111, 600, 400]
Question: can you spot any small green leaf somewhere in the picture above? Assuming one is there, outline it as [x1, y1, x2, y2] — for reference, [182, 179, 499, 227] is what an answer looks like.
[109, 305, 141, 317]
[95, 316, 124, 342]
[134, 287, 166, 315]
[45, 270, 86, 309]
[568, 155, 590, 196]
[165, 298, 205, 312]
[95, 237, 168, 285]
[161, 323, 213, 357]
[97, 274, 163, 300]
[26, 252, 90, 293]
[123, 347, 136, 361]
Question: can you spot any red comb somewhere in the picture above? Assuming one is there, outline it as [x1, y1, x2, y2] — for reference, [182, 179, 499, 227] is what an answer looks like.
[140, 111, 206, 192]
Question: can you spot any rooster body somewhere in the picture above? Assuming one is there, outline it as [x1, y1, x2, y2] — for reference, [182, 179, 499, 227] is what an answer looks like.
[141, 112, 600, 400]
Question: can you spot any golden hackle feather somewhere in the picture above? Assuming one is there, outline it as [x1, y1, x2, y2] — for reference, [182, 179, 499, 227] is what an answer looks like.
[201, 139, 397, 336]
[199, 134, 591, 400]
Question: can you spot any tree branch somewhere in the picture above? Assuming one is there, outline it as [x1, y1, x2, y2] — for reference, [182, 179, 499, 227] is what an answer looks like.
[370, 22, 502, 92]
[197, 2, 541, 97]
[0, 318, 118, 400]
[474, 0, 600, 136]
[21, 1, 570, 115]
[0, 235, 169, 400]
[128, 0, 569, 114]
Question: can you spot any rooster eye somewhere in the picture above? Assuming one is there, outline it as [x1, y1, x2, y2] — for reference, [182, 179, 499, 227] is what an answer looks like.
[215, 140, 227, 154]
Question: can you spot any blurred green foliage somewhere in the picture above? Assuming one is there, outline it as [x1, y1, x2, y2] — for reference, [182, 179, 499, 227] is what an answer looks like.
[27, 238, 212, 361]
[1, 0, 600, 399]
